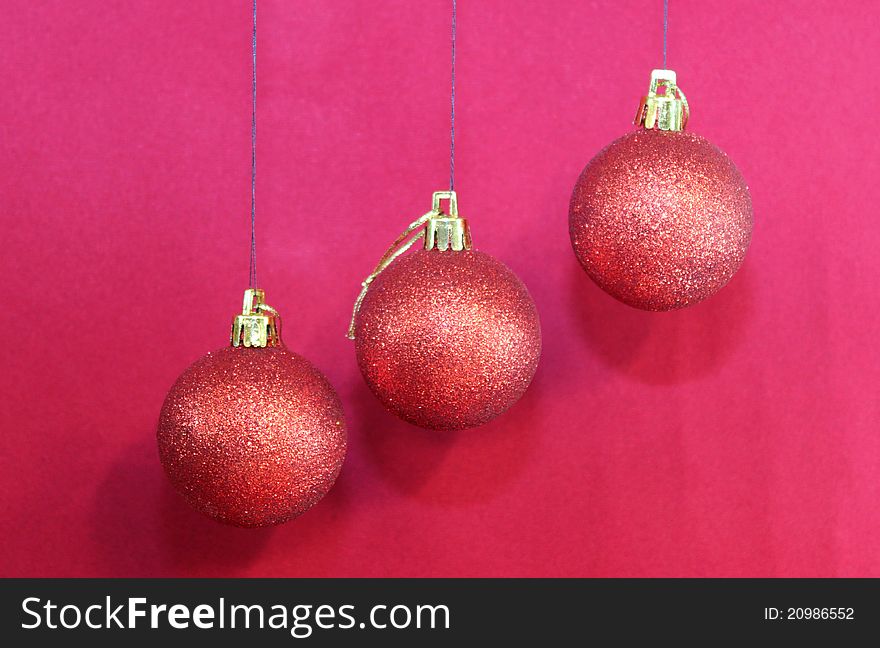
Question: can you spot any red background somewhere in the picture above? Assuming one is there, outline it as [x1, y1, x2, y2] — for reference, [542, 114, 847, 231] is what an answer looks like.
[1, 0, 878, 577]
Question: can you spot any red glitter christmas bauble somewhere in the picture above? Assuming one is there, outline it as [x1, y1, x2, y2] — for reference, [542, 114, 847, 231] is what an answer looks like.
[158, 346, 346, 527]
[354, 249, 541, 431]
[569, 129, 752, 310]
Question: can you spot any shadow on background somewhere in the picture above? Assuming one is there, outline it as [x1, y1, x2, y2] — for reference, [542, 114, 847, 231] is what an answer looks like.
[350, 365, 543, 507]
[94, 437, 358, 576]
[92, 438, 273, 575]
[568, 260, 755, 385]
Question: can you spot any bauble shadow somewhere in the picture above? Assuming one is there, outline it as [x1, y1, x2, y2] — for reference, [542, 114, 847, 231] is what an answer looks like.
[350, 365, 542, 508]
[568, 259, 754, 385]
[94, 433, 354, 576]
[92, 438, 274, 575]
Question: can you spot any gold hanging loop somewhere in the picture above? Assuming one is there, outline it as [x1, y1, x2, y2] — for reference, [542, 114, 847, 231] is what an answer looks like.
[345, 212, 432, 340]
[346, 191, 472, 340]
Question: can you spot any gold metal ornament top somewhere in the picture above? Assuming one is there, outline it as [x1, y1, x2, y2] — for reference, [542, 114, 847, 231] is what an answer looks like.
[231, 288, 281, 348]
[425, 191, 472, 251]
[346, 191, 472, 340]
[634, 69, 689, 131]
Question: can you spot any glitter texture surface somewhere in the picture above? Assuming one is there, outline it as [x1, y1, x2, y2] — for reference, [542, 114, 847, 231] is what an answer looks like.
[354, 249, 541, 431]
[157, 346, 346, 527]
[569, 129, 753, 310]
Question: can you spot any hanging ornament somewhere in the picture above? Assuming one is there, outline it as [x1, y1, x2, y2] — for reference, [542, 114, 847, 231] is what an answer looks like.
[157, 0, 345, 527]
[347, 1, 540, 431]
[569, 5, 752, 310]
[348, 0, 541, 430]
[570, 70, 752, 310]
[349, 192, 541, 431]
[159, 290, 346, 527]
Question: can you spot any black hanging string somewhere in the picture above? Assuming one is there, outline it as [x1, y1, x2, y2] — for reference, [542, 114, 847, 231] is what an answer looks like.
[449, 0, 457, 191]
[662, 0, 669, 69]
[249, 0, 258, 288]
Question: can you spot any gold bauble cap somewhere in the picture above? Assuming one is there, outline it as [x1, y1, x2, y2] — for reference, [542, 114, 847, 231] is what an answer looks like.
[231, 288, 281, 348]
[634, 69, 689, 132]
[424, 190, 472, 252]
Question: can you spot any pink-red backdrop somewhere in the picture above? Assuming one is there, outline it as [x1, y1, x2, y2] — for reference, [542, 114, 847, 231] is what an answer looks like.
[1, 0, 878, 577]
